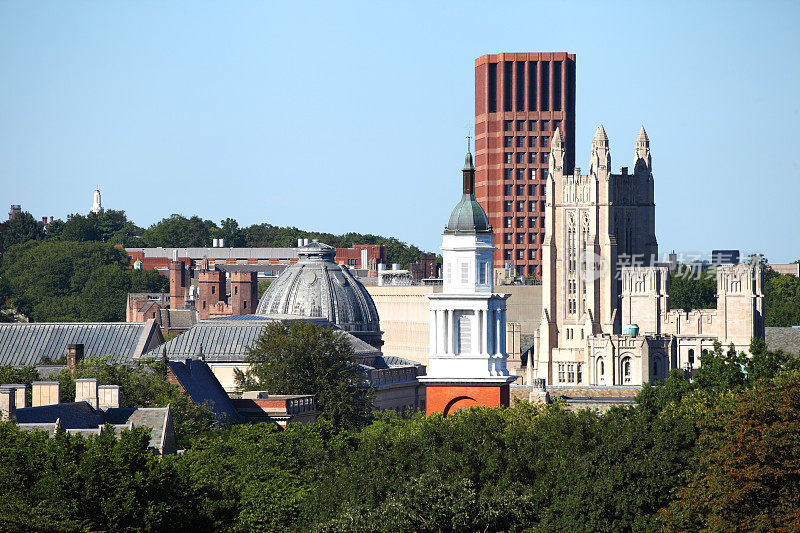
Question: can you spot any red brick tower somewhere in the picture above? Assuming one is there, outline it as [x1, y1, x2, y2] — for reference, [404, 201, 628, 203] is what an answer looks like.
[169, 260, 187, 309]
[229, 271, 257, 315]
[197, 269, 225, 318]
[474, 53, 576, 278]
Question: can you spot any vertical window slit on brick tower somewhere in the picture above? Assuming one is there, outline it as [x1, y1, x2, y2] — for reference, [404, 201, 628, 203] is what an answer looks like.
[527, 61, 537, 111]
[515, 61, 525, 111]
[540, 61, 550, 111]
[553, 61, 562, 111]
[503, 61, 513, 112]
[488, 62, 497, 113]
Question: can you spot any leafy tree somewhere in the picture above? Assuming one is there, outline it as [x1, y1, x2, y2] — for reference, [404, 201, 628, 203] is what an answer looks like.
[1, 240, 168, 321]
[60, 213, 100, 242]
[668, 266, 717, 310]
[693, 341, 748, 393]
[764, 266, 800, 326]
[257, 280, 271, 299]
[43, 218, 65, 240]
[213, 217, 245, 247]
[661, 371, 800, 531]
[1, 211, 42, 252]
[235, 321, 373, 429]
[93, 210, 129, 242]
[142, 214, 217, 248]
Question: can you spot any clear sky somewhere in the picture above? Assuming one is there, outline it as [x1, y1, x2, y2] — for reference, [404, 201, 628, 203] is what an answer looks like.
[1, 1, 798, 262]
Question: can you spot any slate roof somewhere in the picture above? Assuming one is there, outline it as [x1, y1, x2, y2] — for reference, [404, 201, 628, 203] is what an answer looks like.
[104, 407, 174, 453]
[160, 308, 196, 329]
[145, 317, 378, 362]
[766, 327, 800, 355]
[167, 358, 243, 424]
[16, 402, 105, 429]
[0, 321, 163, 366]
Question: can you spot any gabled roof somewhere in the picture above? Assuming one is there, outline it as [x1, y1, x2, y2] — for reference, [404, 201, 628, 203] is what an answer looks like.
[167, 358, 242, 424]
[0, 321, 163, 366]
[16, 402, 105, 429]
[104, 407, 173, 454]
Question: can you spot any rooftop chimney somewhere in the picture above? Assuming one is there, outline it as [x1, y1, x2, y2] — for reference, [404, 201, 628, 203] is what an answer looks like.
[0, 388, 15, 421]
[67, 344, 84, 377]
[74, 378, 99, 410]
[32, 381, 60, 407]
[98, 385, 120, 410]
[1, 384, 28, 408]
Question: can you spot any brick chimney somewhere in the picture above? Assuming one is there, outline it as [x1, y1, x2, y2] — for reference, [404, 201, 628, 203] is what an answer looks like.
[0, 388, 15, 421]
[98, 385, 120, 410]
[74, 378, 99, 410]
[169, 258, 187, 309]
[32, 381, 60, 407]
[67, 344, 84, 377]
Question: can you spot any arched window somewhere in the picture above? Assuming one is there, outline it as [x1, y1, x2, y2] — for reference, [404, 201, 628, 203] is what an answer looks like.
[622, 357, 632, 384]
[596, 357, 605, 384]
[688, 349, 695, 365]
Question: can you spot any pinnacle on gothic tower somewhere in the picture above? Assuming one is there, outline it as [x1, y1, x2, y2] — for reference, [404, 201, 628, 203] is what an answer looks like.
[589, 125, 611, 174]
[594, 125, 608, 142]
[634, 125, 652, 174]
[548, 128, 565, 175]
[552, 126, 563, 147]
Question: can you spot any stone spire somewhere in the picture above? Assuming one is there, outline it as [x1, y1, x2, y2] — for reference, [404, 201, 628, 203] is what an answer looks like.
[633, 126, 652, 174]
[90, 189, 104, 215]
[548, 128, 565, 177]
[589, 125, 611, 175]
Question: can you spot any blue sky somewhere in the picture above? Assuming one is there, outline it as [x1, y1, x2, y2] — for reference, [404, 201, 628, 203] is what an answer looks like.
[1, 1, 798, 262]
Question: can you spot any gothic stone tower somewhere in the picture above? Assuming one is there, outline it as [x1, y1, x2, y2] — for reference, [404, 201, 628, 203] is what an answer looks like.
[419, 149, 516, 416]
[533, 126, 657, 384]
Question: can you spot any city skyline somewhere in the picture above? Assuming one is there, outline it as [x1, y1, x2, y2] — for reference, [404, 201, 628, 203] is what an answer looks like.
[1, 1, 799, 262]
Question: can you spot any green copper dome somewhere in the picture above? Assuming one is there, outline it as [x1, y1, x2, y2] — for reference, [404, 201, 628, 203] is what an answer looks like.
[444, 150, 492, 234]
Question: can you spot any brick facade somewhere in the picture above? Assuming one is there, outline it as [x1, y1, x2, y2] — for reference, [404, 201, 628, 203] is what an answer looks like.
[425, 383, 510, 416]
[474, 53, 576, 277]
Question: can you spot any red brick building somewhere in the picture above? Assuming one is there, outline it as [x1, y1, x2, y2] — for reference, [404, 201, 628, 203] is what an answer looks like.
[334, 244, 386, 277]
[474, 53, 576, 277]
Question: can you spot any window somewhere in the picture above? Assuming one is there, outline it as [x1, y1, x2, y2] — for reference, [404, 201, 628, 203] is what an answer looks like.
[504, 249, 512, 260]
[504, 168, 513, 179]
[504, 200, 512, 212]
[622, 357, 632, 384]
[504, 136, 513, 147]
[517, 249, 524, 260]
[541, 120, 549, 131]
[461, 262, 468, 283]
[517, 168, 525, 180]
[505, 152, 513, 164]
[577, 364, 582, 384]
[599, 359, 605, 375]
[458, 314, 471, 353]
[504, 184, 512, 196]
[234, 286, 238, 295]
[529, 201, 536, 211]
[504, 217, 513, 228]
[516, 136, 525, 148]
[503, 233, 512, 244]
[516, 217, 524, 228]
[558, 364, 565, 383]
[688, 349, 695, 365]
[529, 152, 537, 164]
[529, 120, 536, 130]
[516, 120, 524, 131]
[541, 136, 549, 148]
[243, 300, 247, 309]
[528, 232, 537, 243]
[202, 301, 206, 309]
[516, 233, 525, 244]
[553, 120, 561, 132]
[528, 265, 537, 276]
[540, 201, 546, 211]
[528, 136, 536, 148]
[516, 152, 525, 164]
[529, 217, 538, 228]
[529, 249, 536, 260]
[516, 200, 525, 211]
[528, 184, 536, 195]
[516, 184, 525, 195]
[446, 263, 452, 283]
[541, 153, 548, 163]
[567, 364, 575, 383]
[479, 262, 487, 284]
[504, 120, 513, 131]
[541, 184, 547, 195]
[211, 286, 215, 295]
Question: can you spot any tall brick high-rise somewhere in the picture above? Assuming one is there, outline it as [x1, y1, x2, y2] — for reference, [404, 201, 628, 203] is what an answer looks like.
[474, 53, 576, 278]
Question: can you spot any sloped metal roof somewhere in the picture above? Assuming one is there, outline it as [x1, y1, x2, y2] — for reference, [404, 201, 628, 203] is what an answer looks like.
[0, 322, 161, 366]
[167, 359, 243, 424]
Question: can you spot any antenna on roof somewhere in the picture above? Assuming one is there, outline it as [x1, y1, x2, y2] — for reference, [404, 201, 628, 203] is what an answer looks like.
[465, 123, 472, 152]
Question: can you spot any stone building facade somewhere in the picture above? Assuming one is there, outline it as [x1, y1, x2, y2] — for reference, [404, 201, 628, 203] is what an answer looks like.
[531, 127, 763, 387]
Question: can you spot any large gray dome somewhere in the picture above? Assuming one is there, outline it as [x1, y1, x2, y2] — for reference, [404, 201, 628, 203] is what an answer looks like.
[255, 241, 383, 347]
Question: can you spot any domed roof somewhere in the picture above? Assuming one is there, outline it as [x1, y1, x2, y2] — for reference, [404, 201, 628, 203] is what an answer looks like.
[255, 240, 382, 347]
[445, 150, 492, 235]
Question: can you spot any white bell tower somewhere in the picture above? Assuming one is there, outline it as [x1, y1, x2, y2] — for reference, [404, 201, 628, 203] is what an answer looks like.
[419, 147, 516, 415]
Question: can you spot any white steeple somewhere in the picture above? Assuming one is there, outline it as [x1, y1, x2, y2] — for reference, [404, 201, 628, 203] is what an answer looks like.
[90, 189, 104, 214]
[589, 125, 611, 176]
[421, 150, 516, 381]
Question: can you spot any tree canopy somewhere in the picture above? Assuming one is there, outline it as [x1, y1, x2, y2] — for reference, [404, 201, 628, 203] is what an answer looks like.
[235, 321, 373, 429]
